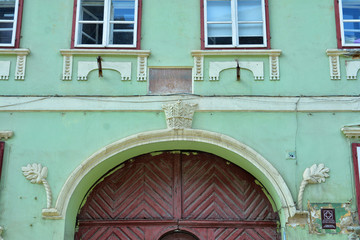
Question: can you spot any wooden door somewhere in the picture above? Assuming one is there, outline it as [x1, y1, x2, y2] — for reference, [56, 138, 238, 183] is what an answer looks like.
[75, 151, 280, 240]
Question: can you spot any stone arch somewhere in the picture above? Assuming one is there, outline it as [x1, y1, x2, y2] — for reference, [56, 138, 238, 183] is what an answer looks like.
[43, 129, 296, 238]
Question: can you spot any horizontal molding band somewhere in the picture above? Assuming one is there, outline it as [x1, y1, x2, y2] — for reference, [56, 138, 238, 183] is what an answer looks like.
[1, 96, 360, 112]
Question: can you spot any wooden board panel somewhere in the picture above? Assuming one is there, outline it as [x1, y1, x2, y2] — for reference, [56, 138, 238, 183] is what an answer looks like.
[75, 151, 279, 240]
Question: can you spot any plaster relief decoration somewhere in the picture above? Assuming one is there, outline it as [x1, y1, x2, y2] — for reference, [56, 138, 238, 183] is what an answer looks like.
[342, 125, 360, 138]
[62, 55, 72, 81]
[22, 163, 58, 216]
[0, 131, 13, 140]
[0, 61, 10, 80]
[0, 226, 3, 240]
[77, 61, 131, 81]
[0, 49, 30, 81]
[209, 61, 264, 81]
[297, 164, 330, 211]
[60, 49, 150, 81]
[137, 56, 147, 81]
[162, 100, 197, 129]
[191, 49, 281, 81]
[346, 61, 360, 80]
[192, 55, 204, 81]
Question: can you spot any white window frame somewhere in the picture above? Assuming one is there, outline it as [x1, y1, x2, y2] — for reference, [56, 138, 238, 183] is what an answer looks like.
[338, 0, 360, 47]
[204, 0, 267, 48]
[74, 0, 138, 48]
[0, 0, 19, 47]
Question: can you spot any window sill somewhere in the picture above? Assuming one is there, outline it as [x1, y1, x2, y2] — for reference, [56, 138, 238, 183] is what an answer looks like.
[192, 49, 281, 57]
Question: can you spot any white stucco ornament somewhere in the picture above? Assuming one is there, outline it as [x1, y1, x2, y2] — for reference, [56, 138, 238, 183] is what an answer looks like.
[297, 164, 330, 211]
[162, 100, 197, 129]
[22, 163, 52, 209]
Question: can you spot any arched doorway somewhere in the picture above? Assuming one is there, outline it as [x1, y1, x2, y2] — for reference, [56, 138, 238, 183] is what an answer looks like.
[74, 151, 280, 239]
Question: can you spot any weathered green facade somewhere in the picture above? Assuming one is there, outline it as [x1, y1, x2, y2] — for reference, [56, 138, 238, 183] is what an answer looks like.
[0, 0, 359, 239]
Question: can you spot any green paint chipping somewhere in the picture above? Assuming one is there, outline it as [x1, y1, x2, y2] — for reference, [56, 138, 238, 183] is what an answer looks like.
[308, 202, 353, 235]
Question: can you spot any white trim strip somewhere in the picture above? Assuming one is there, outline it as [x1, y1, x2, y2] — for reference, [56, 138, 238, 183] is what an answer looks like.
[1, 96, 360, 112]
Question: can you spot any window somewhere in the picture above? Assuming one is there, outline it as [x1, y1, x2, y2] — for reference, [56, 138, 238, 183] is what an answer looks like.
[74, 0, 140, 48]
[0, 0, 22, 47]
[203, 0, 268, 48]
[337, 0, 360, 47]
[352, 143, 360, 221]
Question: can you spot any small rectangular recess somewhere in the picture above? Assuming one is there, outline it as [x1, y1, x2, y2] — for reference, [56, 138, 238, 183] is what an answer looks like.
[148, 68, 192, 94]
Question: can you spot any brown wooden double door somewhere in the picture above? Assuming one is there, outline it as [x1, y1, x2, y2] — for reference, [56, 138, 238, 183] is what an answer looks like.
[75, 151, 280, 240]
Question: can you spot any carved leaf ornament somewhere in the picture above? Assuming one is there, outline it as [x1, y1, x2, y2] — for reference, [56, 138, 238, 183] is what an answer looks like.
[22, 163, 52, 209]
[297, 164, 330, 211]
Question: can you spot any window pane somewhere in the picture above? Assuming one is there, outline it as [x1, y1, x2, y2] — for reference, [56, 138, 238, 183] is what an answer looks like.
[110, 0, 135, 21]
[207, 0, 231, 22]
[207, 23, 232, 45]
[78, 23, 103, 44]
[237, 0, 262, 21]
[342, 0, 360, 20]
[238, 23, 263, 44]
[344, 22, 360, 43]
[0, 0, 15, 20]
[110, 23, 134, 44]
[0, 22, 12, 43]
[80, 0, 104, 21]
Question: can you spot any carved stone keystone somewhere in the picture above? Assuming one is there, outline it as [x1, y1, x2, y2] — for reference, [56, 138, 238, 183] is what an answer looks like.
[297, 164, 330, 211]
[162, 100, 197, 129]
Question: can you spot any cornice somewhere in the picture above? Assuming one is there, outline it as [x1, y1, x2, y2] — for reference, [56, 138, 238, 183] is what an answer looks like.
[341, 126, 360, 138]
[191, 49, 282, 57]
[60, 49, 151, 57]
[1, 96, 360, 112]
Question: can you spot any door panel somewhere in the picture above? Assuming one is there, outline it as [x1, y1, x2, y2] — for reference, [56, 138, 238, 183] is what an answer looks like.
[75, 151, 279, 240]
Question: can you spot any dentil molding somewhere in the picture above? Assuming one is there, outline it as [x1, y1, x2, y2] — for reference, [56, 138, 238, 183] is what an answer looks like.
[0, 49, 30, 80]
[60, 49, 150, 81]
[191, 49, 281, 81]
[297, 164, 330, 211]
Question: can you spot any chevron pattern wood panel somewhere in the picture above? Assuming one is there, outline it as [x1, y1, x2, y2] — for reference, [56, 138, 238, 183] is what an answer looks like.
[75, 226, 145, 240]
[76, 151, 279, 240]
[182, 152, 277, 221]
[77, 152, 175, 220]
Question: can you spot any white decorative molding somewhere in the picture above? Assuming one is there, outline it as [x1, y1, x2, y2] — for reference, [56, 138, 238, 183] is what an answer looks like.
[297, 164, 330, 211]
[60, 49, 150, 81]
[15, 55, 26, 80]
[22, 163, 53, 209]
[192, 55, 203, 81]
[269, 55, 280, 80]
[209, 61, 263, 81]
[346, 61, 360, 80]
[62, 55, 73, 81]
[0, 61, 10, 80]
[77, 61, 131, 81]
[162, 100, 197, 129]
[46, 128, 296, 221]
[137, 56, 147, 81]
[192, 49, 281, 81]
[341, 125, 360, 138]
[0, 131, 13, 140]
[0, 49, 30, 81]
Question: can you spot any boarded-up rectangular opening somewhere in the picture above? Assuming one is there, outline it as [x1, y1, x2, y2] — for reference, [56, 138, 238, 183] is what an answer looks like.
[148, 68, 192, 94]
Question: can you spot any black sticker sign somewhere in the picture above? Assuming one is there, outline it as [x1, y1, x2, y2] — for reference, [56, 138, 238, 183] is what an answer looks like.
[321, 208, 336, 229]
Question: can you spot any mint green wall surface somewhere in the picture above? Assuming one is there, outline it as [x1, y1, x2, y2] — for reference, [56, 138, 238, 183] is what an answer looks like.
[0, 110, 357, 239]
[0, 0, 359, 95]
